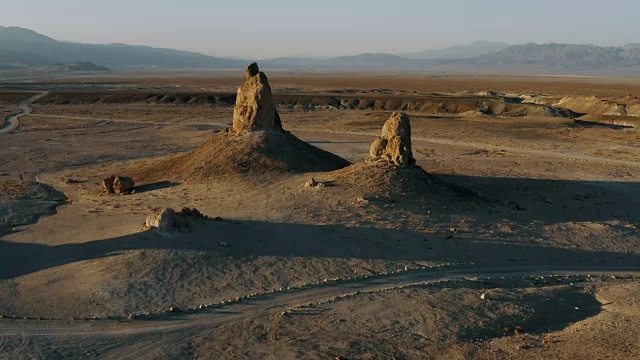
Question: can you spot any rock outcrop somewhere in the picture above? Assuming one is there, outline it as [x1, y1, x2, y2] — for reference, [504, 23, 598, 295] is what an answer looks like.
[132, 64, 350, 183]
[233, 62, 283, 132]
[145, 208, 177, 235]
[368, 112, 415, 166]
[145, 207, 208, 237]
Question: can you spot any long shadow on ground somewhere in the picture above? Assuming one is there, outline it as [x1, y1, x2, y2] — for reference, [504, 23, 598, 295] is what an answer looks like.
[0, 218, 638, 280]
[432, 174, 640, 224]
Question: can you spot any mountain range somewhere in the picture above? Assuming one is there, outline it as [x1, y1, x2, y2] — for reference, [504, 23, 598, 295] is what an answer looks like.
[0, 26, 241, 71]
[1, 26, 639, 75]
[398, 41, 511, 59]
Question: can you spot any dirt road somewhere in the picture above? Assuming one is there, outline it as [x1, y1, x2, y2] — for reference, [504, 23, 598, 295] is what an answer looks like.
[0, 92, 48, 135]
[0, 265, 637, 339]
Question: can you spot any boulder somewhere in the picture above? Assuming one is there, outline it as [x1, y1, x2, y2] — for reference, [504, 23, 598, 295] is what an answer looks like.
[233, 62, 283, 132]
[113, 176, 135, 194]
[102, 175, 116, 193]
[368, 112, 415, 166]
[102, 175, 135, 194]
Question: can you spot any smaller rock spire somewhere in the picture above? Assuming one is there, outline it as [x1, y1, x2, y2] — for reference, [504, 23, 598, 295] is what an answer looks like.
[368, 112, 415, 166]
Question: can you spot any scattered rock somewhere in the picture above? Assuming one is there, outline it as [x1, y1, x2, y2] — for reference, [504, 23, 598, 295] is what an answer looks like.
[368, 112, 415, 166]
[233, 62, 283, 132]
[304, 178, 324, 188]
[178, 207, 207, 219]
[305, 178, 319, 187]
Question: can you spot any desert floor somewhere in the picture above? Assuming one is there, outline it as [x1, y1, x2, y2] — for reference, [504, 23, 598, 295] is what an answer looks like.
[0, 71, 639, 359]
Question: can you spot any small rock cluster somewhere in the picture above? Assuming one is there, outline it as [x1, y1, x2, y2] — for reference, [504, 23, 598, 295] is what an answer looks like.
[368, 112, 415, 166]
[145, 207, 208, 237]
[102, 175, 135, 194]
[304, 178, 324, 188]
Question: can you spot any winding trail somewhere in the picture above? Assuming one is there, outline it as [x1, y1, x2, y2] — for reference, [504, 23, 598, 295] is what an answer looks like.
[0, 265, 638, 339]
[0, 92, 48, 135]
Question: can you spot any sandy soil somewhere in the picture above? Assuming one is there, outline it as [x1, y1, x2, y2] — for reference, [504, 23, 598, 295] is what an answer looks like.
[0, 73, 639, 359]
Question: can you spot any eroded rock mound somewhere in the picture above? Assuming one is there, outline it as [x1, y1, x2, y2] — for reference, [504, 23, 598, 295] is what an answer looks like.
[134, 63, 349, 183]
[145, 207, 208, 237]
[369, 112, 415, 166]
[233, 62, 283, 132]
[135, 130, 350, 183]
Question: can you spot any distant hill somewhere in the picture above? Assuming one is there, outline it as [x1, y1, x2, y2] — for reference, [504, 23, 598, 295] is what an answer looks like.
[469, 43, 640, 68]
[261, 53, 420, 70]
[0, 26, 244, 70]
[400, 41, 510, 60]
[262, 43, 640, 74]
[2, 27, 640, 75]
[0, 61, 110, 72]
[325, 53, 415, 68]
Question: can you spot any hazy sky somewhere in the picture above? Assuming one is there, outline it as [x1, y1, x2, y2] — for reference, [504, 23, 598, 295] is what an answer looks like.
[2, 0, 639, 58]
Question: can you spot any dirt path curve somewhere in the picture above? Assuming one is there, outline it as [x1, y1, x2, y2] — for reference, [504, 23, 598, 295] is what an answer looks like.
[0, 265, 638, 338]
[0, 92, 49, 135]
